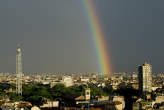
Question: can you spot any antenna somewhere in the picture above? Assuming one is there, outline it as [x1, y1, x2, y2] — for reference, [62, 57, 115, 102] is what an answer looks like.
[16, 45, 23, 95]
[17, 43, 22, 49]
[147, 56, 151, 64]
[17, 43, 20, 47]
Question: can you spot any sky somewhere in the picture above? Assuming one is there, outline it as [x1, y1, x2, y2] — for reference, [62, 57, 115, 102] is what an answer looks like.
[0, 0, 164, 73]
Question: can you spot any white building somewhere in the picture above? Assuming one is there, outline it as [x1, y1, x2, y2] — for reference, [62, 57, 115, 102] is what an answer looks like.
[31, 106, 40, 110]
[113, 96, 125, 110]
[62, 76, 73, 87]
[40, 101, 59, 108]
[155, 96, 164, 103]
[80, 78, 89, 82]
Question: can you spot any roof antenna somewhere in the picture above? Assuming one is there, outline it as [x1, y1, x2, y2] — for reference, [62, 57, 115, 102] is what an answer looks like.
[148, 56, 151, 64]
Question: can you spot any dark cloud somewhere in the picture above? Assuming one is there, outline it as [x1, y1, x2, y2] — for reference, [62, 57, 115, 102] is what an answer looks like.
[0, 0, 163, 73]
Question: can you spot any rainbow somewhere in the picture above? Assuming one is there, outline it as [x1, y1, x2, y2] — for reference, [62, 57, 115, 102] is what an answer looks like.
[82, 0, 112, 75]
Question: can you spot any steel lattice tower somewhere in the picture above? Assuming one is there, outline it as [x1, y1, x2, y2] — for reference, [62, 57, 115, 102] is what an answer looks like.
[16, 46, 22, 95]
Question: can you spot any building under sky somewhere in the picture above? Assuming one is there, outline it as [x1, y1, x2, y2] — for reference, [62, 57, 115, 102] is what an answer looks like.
[138, 62, 152, 95]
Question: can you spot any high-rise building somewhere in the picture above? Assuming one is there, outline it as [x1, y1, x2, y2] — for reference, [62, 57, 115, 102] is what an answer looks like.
[138, 62, 152, 95]
[16, 46, 22, 95]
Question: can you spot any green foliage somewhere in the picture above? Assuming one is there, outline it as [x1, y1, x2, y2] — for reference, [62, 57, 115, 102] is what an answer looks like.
[49, 83, 66, 100]
[0, 83, 10, 90]
[103, 84, 113, 95]
[88, 84, 109, 98]
[0, 92, 5, 100]
[66, 85, 85, 95]
[0, 82, 111, 106]
[8, 93, 22, 101]
[22, 84, 51, 105]
[26, 95, 44, 106]
[0, 83, 13, 100]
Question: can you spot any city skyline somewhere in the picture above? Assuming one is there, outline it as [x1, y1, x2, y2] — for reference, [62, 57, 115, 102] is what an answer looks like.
[0, 0, 164, 73]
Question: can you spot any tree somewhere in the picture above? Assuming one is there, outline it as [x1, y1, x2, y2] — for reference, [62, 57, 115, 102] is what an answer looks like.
[88, 84, 108, 98]
[26, 95, 44, 106]
[8, 93, 22, 101]
[115, 84, 139, 110]
[103, 84, 113, 95]
[22, 84, 51, 105]
[49, 83, 66, 100]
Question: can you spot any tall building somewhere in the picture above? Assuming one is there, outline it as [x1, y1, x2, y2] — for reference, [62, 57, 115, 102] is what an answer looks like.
[138, 62, 152, 95]
[16, 46, 22, 95]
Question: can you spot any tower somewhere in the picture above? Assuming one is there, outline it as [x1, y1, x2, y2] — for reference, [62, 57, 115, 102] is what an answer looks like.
[16, 46, 22, 95]
[138, 62, 152, 95]
[85, 88, 90, 100]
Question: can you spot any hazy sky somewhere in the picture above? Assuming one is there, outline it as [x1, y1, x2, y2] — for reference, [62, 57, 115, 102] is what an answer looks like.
[0, 0, 164, 73]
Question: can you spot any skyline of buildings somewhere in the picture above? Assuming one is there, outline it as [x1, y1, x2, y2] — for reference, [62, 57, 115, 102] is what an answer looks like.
[0, 46, 163, 109]
[0, 61, 164, 109]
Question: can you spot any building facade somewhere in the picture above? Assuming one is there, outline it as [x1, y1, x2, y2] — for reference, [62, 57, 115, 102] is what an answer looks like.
[62, 76, 73, 87]
[138, 62, 152, 95]
[85, 88, 90, 100]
